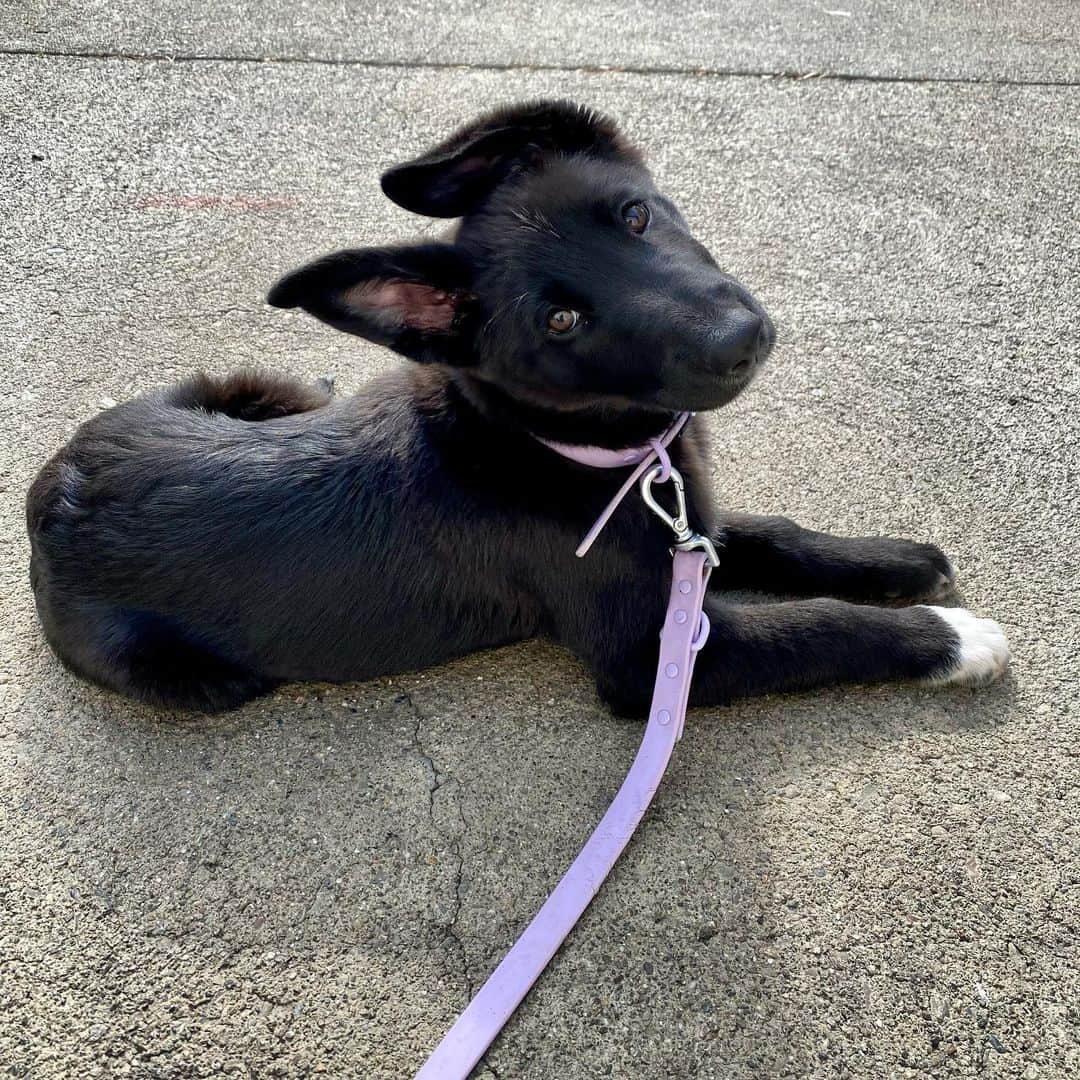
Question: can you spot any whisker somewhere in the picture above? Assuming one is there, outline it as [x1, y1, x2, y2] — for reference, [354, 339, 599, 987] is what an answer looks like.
[510, 207, 563, 239]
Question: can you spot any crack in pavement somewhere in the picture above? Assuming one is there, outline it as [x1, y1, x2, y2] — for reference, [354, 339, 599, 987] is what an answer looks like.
[3, 45, 1080, 89]
[399, 690, 474, 1001]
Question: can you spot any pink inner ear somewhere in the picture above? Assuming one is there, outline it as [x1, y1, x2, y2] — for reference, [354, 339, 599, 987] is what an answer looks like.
[343, 280, 459, 333]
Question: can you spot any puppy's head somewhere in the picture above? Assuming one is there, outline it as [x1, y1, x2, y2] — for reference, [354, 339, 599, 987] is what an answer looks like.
[269, 100, 774, 418]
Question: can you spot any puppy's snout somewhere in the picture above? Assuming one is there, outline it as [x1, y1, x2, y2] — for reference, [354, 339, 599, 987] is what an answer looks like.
[711, 306, 763, 374]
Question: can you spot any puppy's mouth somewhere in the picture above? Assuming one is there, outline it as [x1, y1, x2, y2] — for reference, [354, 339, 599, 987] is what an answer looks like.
[661, 369, 757, 412]
[657, 341, 770, 412]
[712, 366, 760, 402]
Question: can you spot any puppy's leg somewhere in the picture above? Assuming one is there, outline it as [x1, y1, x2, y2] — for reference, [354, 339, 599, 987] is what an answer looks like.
[711, 513, 955, 603]
[589, 596, 1008, 717]
[689, 598, 1008, 706]
[34, 597, 276, 713]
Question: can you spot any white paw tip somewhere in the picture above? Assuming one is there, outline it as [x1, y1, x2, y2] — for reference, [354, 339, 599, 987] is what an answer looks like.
[923, 606, 1011, 686]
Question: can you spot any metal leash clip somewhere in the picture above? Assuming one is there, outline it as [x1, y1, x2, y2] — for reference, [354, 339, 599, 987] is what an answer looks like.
[640, 463, 720, 567]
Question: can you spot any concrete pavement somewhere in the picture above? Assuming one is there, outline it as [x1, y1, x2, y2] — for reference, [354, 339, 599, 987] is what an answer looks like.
[2, 7, 1078, 1079]
[3, 1, 1079, 82]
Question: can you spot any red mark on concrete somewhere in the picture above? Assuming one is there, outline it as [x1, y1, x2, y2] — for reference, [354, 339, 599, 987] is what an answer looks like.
[134, 194, 298, 211]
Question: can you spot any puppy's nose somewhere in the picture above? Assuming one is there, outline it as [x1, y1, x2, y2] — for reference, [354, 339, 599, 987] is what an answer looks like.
[712, 307, 762, 373]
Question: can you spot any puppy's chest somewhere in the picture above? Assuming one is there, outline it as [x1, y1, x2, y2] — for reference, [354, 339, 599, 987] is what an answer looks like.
[427, 421, 717, 591]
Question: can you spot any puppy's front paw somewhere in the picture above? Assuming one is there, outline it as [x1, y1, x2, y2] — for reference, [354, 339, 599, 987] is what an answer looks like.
[824, 537, 954, 604]
[922, 606, 1010, 686]
[873, 540, 955, 602]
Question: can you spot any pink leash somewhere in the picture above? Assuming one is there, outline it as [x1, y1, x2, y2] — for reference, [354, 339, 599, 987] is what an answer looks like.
[415, 412, 716, 1079]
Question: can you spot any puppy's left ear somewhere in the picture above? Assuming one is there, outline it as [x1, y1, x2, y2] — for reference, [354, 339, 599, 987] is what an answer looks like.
[382, 99, 643, 218]
[267, 243, 479, 365]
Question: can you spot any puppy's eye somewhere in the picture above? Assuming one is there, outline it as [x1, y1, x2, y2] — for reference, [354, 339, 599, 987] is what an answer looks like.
[547, 308, 579, 334]
[623, 202, 650, 234]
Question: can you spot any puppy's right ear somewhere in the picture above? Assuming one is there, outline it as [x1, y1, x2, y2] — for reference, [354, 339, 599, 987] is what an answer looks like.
[381, 99, 642, 218]
[267, 243, 479, 366]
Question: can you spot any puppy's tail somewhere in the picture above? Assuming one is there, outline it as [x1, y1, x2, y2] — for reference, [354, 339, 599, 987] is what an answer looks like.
[166, 368, 334, 422]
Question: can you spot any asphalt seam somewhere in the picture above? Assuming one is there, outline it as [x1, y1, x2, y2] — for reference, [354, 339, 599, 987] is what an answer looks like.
[3, 44, 1080, 88]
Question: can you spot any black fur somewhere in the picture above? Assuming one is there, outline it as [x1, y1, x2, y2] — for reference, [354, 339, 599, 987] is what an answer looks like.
[27, 99, 966, 714]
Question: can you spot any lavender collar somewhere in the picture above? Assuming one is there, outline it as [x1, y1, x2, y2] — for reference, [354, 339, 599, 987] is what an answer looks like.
[533, 410, 691, 470]
[536, 410, 693, 557]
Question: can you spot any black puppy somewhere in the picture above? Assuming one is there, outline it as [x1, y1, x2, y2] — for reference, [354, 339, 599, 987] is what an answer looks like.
[26, 100, 1008, 714]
